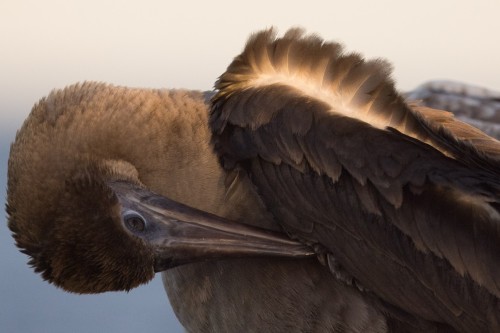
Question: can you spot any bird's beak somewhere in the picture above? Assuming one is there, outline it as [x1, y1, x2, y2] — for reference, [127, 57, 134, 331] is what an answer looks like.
[110, 181, 315, 272]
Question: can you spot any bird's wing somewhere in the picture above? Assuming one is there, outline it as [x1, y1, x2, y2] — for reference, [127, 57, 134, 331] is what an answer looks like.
[211, 28, 500, 331]
[406, 81, 500, 139]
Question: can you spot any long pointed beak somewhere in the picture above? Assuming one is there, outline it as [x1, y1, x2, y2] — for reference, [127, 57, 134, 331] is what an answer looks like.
[110, 181, 315, 272]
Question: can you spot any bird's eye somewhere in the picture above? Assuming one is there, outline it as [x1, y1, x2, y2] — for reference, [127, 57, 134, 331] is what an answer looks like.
[124, 212, 146, 233]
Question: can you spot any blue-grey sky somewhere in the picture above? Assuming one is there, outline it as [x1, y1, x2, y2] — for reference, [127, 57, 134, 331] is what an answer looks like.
[1, 0, 499, 332]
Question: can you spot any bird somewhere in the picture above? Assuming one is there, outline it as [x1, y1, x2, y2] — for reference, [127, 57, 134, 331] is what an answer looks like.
[6, 28, 500, 332]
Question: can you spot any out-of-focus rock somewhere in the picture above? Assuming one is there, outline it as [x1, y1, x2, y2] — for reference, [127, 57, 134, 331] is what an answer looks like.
[406, 80, 500, 139]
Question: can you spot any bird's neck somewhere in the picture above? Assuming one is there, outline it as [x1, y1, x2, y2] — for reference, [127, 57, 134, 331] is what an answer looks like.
[9, 83, 273, 253]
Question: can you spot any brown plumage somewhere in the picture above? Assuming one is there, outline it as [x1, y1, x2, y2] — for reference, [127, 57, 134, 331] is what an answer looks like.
[7, 28, 500, 332]
[211, 28, 500, 332]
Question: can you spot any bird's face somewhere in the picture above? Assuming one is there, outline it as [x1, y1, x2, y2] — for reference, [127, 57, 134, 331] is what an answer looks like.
[7, 162, 156, 293]
[8, 161, 314, 294]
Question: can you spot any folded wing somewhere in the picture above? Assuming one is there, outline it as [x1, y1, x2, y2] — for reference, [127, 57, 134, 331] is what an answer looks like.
[211, 28, 500, 331]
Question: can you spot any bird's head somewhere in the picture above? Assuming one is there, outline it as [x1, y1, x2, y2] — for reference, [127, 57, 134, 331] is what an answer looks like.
[7, 157, 314, 294]
[6, 84, 314, 294]
[7, 159, 158, 293]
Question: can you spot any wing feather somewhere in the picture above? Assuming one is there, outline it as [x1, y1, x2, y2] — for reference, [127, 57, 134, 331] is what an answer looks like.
[211, 28, 500, 331]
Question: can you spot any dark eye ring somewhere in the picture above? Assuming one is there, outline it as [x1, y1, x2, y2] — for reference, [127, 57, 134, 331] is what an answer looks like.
[124, 212, 146, 232]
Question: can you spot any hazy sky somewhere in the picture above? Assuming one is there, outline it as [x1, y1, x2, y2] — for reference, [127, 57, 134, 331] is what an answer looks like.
[2, 0, 500, 126]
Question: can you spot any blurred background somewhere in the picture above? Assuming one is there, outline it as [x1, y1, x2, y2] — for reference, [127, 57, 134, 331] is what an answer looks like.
[1, 0, 499, 332]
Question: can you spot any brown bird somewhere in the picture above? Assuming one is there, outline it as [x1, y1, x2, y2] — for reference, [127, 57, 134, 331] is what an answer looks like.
[7, 28, 500, 332]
